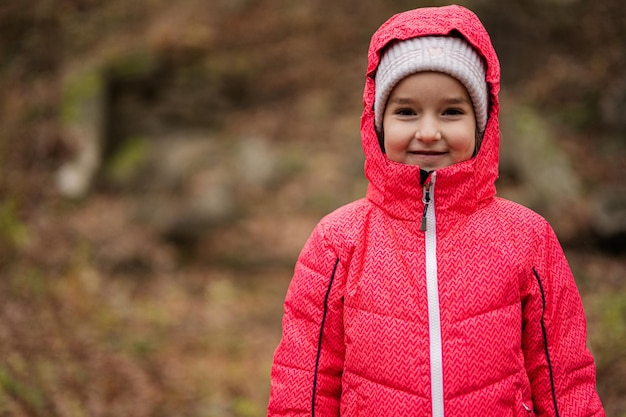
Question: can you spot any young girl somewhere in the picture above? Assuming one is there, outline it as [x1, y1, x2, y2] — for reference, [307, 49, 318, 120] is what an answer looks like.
[267, 5, 605, 416]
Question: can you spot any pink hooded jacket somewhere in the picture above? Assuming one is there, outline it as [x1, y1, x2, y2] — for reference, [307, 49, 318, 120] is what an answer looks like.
[268, 5, 605, 417]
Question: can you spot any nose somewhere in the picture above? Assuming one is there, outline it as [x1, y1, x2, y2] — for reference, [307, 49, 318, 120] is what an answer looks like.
[415, 116, 441, 142]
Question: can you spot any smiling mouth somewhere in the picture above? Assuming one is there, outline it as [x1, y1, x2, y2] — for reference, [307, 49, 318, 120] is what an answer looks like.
[410, 150, 446, 156]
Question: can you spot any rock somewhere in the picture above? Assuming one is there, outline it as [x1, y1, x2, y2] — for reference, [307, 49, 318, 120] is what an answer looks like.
[56, 69, 106, 198]
[236, 136, 276, 187]
[499, 98, 586, 241]
[119, 131, 279, 246]
[592, 186, 626, 241]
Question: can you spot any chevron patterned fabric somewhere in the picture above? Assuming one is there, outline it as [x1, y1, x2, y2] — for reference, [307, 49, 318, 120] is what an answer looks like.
[268, 5, 605, 417]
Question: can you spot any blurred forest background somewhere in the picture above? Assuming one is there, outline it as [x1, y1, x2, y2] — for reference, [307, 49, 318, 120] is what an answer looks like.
[0, 0, 625, 416]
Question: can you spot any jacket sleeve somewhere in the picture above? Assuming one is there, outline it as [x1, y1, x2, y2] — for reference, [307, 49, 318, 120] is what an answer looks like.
[521, 221, 605, 417]
[267, 222, 346, 417]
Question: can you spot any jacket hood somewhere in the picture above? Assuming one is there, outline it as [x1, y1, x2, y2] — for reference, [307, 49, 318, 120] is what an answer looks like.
[362, 5, 501, 222]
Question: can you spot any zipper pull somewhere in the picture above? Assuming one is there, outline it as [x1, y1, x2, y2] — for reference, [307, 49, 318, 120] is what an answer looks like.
[420, 181, 432, 231]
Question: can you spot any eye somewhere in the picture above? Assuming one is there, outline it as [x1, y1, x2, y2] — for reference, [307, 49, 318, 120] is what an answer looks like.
[442, 108, 464, 116]
[396, 108, 416, 116]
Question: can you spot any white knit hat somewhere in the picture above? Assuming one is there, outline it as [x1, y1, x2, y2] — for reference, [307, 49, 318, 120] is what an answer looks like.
[374, 36, 489, 134]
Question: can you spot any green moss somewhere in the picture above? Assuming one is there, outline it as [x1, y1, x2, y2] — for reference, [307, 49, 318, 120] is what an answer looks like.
[9, 268, 49, 300]
[0, 199, 28, 250]
[588, 290, 626, 369]
[105, 50, 158, 79]
[105, 135, 150, 183]
[128, 338, 158, 358]
[60, 70, 104, 125]
[600, 292, 626, 342]
[0, 366, 46, 414]
[232, 396, 260, 417]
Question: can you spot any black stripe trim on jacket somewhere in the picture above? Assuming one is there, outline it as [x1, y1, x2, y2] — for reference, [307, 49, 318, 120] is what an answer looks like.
[532, 267, 561, 417]
[311, 257, 340, 417]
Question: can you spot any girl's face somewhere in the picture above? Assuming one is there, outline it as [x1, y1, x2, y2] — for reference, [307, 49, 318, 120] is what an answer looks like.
[382, 72, 477, 171]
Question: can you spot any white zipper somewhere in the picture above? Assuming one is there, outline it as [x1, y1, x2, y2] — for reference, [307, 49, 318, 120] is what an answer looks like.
[424, 172, 444, 417]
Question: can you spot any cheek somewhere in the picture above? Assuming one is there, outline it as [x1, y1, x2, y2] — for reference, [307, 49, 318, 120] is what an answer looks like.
[449, 125, 477, 155]
[447, 137, 475, 163]
[383, 123, 410, 150]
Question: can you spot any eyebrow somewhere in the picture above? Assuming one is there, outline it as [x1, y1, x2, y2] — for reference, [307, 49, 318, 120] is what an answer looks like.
[442, 96, 471, 105]
[388, 98, 414, 105]
[388, 96, 471, 105]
